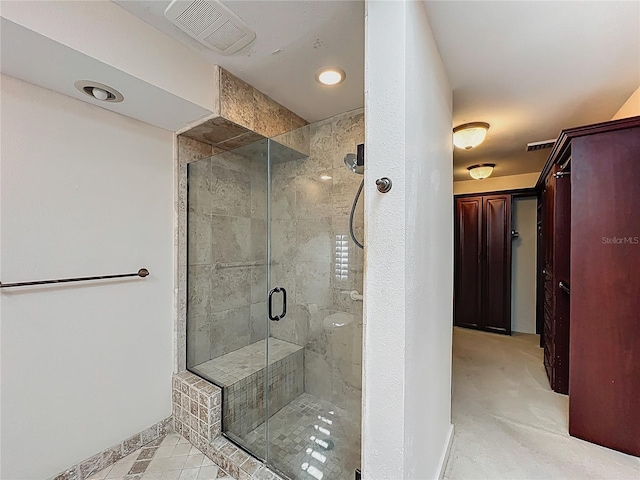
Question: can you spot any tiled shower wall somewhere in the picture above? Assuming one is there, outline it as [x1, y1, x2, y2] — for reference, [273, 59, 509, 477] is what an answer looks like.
[185, 108, 363, 415]
[268, 109, 364, 414]
[187, 150, 268, 366]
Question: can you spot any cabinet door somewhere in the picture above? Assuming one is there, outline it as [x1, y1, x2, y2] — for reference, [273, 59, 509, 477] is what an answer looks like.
[454, 197, 483, 329]
[553, 163, 571, 394]
[569, 128, 640, 457]
[482, 195, 512, 334]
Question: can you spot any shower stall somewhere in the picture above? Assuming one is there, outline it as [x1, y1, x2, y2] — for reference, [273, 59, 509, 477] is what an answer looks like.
[186, 109, 364, 480]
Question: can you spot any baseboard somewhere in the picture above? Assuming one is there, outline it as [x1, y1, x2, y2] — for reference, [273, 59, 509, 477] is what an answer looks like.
[436, 423, 454, 480]
[50, 416, 173, 480]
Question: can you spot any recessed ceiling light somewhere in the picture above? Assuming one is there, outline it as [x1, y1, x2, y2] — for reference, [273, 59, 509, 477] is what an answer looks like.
[315, 67, 346, 86]
[320, 175, 333, 181]
[74, 80, 124, 103]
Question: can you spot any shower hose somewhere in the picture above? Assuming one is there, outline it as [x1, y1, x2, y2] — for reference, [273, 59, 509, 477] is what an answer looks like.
[350, 179, 365, 249]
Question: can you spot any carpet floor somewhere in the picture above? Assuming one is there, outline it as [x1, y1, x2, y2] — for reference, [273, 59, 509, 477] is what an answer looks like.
[444, 327, 640, 480]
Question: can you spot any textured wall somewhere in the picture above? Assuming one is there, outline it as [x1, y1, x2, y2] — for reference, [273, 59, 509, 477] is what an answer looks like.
[612, 85, 640, 120]
[363, 2, 454, 479]
[0, 75, 174, 480]
[453, 172, 539, 194]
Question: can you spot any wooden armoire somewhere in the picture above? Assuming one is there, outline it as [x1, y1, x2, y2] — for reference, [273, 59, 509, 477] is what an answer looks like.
[536, 115, 640, 457]
[454, 194, 512, 334]
[538, 162, 571, 394]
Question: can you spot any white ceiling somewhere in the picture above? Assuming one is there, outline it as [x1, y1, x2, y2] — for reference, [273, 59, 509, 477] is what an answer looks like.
[4, 1, 636, 181]
[116, 0, 639, 181]
[423, 1, 640, 181]
[112, 0, 365, 124]
[0, 18, 212, 131]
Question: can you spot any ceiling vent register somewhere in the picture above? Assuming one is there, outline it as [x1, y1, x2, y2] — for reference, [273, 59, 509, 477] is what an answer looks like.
[526, 139, 557, 152]
[164, 0, 256, 55]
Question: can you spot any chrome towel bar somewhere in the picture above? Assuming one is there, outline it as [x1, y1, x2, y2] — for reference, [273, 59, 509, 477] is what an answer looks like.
[0, 268, 149, 288]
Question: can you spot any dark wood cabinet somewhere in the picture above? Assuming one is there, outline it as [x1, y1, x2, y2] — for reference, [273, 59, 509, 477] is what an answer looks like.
[569, 119, 640, 458]
[539, 163, 571, 394]
[536, 115, 640, 457]
[455, 194, 512, 334]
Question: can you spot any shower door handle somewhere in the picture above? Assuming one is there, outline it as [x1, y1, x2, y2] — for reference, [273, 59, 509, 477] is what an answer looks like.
[268, 287, 287, 321]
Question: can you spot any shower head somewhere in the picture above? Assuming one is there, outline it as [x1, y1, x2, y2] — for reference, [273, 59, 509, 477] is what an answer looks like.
[344, 154, 363, 175]
[344, 143, 365, 175]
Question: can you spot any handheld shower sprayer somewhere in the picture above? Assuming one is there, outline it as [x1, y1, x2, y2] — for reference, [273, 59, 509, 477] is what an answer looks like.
[344, 144, 365, 249]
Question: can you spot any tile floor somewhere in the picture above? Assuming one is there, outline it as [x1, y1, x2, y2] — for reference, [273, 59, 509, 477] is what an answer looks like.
[88, 433, 232, 480]
[241, 393, 361, 480]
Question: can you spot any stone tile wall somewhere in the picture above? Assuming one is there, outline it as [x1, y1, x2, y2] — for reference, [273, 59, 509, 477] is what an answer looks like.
[176, 67, 309, 374]
[224, 347, 303, 437]
[267, 109, 365, 415]
[181, 67, 308, 150]
[172, 371, 284, 480]
[184, 108, 364, 426]
[177, 136, 214, 373]
[186, 147, 269, 367]
[172, 371, 222, 446]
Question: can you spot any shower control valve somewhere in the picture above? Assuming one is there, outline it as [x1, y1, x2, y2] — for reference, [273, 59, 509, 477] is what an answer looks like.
[376, 177, 392, 193]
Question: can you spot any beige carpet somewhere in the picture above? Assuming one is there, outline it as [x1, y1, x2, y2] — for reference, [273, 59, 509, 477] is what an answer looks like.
[444, 327, 640, 480]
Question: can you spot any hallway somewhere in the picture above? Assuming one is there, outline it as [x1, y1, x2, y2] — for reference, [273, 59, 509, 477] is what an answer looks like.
[444, 328, 640, 479]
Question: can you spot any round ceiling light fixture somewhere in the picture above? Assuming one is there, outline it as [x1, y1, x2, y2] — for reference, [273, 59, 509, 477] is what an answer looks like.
[468, 164, 496, 180]
[453, 122, 490, 150]
[315, 66, 346, 86]
[74, 80, 124, 103]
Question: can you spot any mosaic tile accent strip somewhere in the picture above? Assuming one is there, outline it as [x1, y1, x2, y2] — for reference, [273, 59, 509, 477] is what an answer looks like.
[191, 339, 304, 438]
[204, 436, 284, 480]
[87, 433, 232, 480]
[173, 372, 222, 448]
[50, 417, 173, 480]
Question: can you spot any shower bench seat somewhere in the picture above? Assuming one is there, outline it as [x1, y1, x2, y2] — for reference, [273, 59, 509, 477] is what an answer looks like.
[191, 338, 304, 437]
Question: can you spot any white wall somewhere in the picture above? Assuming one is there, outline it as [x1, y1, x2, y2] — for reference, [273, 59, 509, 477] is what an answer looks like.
[363, 1, 453, 478]
[612, 85, 640, 119]
[453, 172, 539, 195]
[511, 197, 538, 334]
[0, 75, 174, 479]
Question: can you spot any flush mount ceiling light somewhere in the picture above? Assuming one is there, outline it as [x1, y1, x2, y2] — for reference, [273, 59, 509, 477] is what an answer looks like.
[453, 122, 490, 150]
[468, 164, 496, 180]
[315, 67, 346, 86]
[74, 80, 124, 103]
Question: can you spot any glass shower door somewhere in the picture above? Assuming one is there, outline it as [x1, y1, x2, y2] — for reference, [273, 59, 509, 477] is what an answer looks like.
[264, 120, 363, 480]
[186, 139, 271, 460]
[187, 109, 364, 480]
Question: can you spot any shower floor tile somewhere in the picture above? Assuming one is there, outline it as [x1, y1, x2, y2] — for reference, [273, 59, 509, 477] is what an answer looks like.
[87, 433, 232, 480]
[242, 394, 361, 480]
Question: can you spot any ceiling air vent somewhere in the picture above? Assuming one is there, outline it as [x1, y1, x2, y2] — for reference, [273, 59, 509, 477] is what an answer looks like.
[165, 0, 256, 55]
[526, 139, 557, 152]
